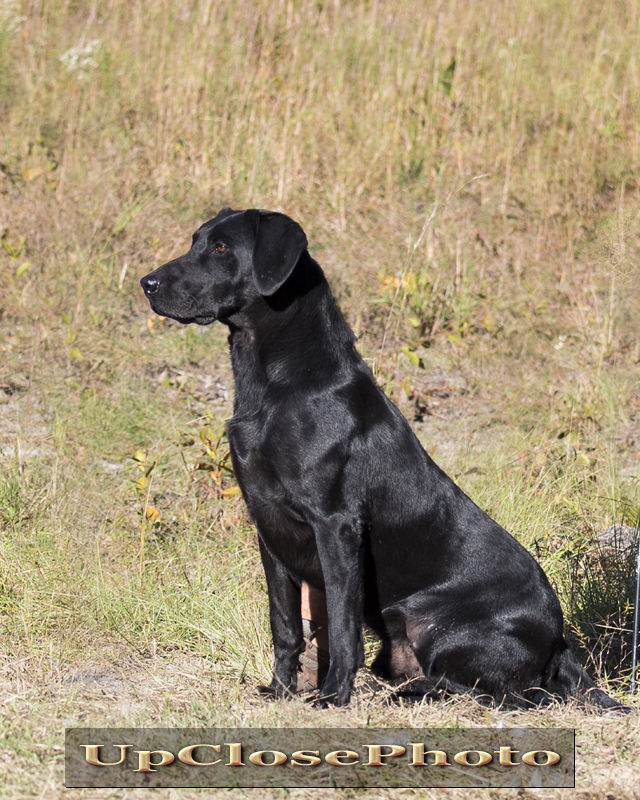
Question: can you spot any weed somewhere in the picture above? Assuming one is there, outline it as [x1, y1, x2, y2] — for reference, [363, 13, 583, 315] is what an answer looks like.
[1, 1, 640, 796]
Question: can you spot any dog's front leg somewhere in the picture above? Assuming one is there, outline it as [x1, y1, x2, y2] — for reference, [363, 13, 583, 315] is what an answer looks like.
[257, 536, 304, 698]
[315, 520, 363, 706]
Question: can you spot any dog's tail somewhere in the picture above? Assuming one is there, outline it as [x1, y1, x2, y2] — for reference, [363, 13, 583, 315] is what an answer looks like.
[550, 643, 630, 712]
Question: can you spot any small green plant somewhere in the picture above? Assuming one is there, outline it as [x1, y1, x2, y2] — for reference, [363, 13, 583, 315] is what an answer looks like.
[566, 523, 638, 682]
[1, 234, 30, 277]
[0, 468, 22, 531]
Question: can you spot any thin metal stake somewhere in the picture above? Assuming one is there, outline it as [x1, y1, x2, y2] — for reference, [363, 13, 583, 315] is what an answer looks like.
[631, 512, 640, 694]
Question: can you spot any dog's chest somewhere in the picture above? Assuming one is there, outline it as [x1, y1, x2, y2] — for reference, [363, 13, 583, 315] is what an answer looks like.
[226, 414, 280, 495]
[226, 413, 323, 581]
[226, 397, 320, 489]
[226, 411, 312, 518]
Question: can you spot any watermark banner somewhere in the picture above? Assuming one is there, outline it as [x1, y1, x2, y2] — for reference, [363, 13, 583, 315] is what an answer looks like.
[65, 727, 574, 789]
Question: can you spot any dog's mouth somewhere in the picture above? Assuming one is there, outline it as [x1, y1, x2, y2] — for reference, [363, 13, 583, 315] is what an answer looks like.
[146, 296, 239, 326]
[147, 302, 217, 326]
[169, 313, 216, 326]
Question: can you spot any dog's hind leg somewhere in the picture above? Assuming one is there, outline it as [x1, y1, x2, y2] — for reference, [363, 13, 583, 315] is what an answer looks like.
[257, 537, 304, 698]
[404, 617, 539, 708]
[373, 616, 495, 702]
[370, 618, 424, 682]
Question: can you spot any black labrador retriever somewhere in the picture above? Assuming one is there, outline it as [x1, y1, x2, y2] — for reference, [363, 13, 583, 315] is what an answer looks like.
[141, 207, 622, 710]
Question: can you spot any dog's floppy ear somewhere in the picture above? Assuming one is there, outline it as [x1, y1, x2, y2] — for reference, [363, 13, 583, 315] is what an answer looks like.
[246, 210, 308, 296]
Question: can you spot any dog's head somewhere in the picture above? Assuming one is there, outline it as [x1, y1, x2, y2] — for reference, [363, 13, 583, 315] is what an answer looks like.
[140, 208, 308, 325]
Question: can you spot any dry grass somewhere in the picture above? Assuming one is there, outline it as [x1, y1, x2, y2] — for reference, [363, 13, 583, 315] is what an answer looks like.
[1, 0, 640, 796]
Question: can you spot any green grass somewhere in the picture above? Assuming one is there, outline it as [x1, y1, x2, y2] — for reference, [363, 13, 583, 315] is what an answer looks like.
[1, 0, 640, 796]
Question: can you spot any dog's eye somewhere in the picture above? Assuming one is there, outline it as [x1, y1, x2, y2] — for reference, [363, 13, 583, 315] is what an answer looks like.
[215, 243, 228, 254]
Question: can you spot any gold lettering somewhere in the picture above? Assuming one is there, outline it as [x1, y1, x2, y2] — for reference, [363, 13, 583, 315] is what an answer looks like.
[495, 746, 519, 765]
[178, 744, 221, 766]
[407, 744, 450, 766]
[80, 744, 132, 766]
[362, 744, 406, 766]
[454, 750, 492, 767]
[291, 750, 322, 766]
[325, 750, 360, 766]
[225, 743, 245, 766]
[522, 750, 561, 766]
[248, 750, 287, 766]
[133, 750, 175, 773]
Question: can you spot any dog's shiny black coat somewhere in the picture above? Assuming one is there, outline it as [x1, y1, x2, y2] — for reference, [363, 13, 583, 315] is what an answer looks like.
[141, 207, 620, 709]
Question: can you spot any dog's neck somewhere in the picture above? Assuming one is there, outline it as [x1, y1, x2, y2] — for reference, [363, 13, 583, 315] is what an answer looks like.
[226, 254, 359, 417]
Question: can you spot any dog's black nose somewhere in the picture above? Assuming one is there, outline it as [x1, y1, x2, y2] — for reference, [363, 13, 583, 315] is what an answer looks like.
[140, 275, 160, 295]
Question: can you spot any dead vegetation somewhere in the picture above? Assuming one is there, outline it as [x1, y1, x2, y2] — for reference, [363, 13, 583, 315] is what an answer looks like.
[1, 0, 640, 796]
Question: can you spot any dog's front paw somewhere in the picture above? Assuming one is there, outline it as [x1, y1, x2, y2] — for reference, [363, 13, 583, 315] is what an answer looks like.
[315, 677, 352, 707]
[257, 678, 296, 700]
